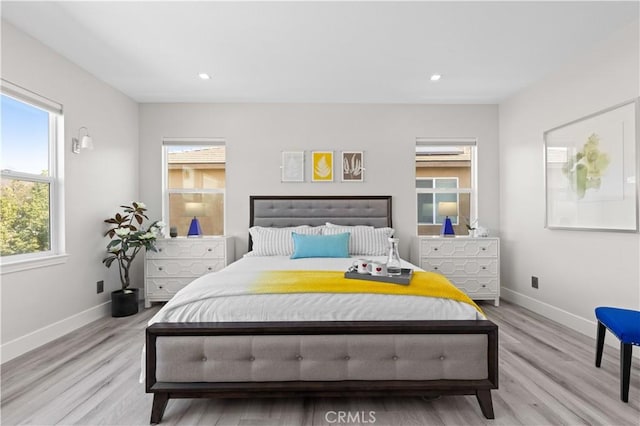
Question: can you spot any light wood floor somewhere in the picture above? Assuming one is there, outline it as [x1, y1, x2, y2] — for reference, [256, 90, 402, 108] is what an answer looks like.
[2, 301, 638, 426]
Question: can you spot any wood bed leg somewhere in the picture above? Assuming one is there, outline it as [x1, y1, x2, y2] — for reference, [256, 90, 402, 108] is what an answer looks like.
[475, 390, 495, 419]
[150, 392, 169, 424]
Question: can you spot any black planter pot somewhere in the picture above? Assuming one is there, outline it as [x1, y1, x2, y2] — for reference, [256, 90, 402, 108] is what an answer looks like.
[111, 288, 139, 317]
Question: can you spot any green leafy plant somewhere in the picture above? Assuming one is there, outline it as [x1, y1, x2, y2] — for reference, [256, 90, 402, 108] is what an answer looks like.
[102, 202, 164, 291]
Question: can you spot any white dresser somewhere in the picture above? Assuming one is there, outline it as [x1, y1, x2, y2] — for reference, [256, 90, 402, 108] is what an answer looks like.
[410, 236, 500, 306]
[144, 236, 234, 307]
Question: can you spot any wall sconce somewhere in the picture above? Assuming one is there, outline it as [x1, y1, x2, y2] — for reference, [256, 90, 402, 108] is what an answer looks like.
[438, 201, 458, 237]
[72, 127, 94, 154]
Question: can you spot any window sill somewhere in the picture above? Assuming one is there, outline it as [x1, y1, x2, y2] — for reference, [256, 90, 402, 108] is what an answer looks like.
[1, 253, 69, 275]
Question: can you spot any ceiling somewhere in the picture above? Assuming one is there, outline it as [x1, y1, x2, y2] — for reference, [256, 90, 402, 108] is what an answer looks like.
[2, 1, 638, 104]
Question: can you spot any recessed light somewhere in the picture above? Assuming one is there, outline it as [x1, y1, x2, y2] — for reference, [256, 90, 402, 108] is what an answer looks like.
[198, 73, 211, 80]
[430, 74, 441, 81]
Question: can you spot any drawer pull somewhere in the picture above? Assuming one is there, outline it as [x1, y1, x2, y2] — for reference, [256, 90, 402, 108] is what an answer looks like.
[207, 248, 212, 252]
[434, 248, 438, 251]
[482, 266, 487, 270]
[158, 248, 163, 252]
[433, 266, 438, 270]
[482, 284, 487, 288]
[207, 267, 213, 271]
[158, 285, 163, 289]
[158, 267, 163, 271]
[481, 247, 486, 251]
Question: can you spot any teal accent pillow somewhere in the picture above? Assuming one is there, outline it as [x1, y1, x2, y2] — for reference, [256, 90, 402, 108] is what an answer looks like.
[290, 232, 350, 259]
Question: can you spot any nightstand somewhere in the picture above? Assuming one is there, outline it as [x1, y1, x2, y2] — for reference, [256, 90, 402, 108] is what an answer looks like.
[144, 236, 234, 307]
[411, 236, 500, 306]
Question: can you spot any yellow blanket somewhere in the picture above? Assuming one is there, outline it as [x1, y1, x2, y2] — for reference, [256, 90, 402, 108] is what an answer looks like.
[253, 270, 483, 315]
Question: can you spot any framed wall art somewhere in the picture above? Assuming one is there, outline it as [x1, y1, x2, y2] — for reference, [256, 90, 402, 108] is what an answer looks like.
[311, 151, 333, 182]
[281, 151, 304, 182]
[544, 99, 638, 232]
[342, 151, 364, 182]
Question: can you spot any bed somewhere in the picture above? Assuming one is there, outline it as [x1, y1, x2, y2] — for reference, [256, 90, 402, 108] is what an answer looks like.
[145, 195, 498, 424]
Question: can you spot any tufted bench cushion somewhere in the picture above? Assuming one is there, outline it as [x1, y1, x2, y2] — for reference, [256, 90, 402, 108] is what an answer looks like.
[155, 334, 488, 382]
[595, 307, 640, 345]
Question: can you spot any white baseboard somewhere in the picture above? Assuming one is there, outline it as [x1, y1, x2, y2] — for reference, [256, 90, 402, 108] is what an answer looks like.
[1, 301, 111, 364]
[501, 288, 596, 335]
[501, 287, 639, 358]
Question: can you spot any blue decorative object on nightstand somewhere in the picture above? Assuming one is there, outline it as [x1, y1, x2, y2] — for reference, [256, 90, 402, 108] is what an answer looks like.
[438, 201, 457, 237]
[441, 217, 455, 236]
[187, 217, 202, 237]
[185, 201, 205, 237]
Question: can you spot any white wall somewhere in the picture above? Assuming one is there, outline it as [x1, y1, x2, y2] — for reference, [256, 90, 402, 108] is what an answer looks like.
[499, 20, 640, 337]
[139, 103, 500, 260]
[0, 22, 139, 361]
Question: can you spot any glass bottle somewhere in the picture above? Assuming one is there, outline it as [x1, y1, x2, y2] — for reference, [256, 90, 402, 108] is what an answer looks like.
[387, 238, 402, 276]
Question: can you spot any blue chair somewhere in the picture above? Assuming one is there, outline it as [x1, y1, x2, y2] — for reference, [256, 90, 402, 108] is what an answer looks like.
[595, 307, 640, 402]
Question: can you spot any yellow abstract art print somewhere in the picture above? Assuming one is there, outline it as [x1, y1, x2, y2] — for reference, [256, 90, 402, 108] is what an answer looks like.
[312, 151, 333, 182]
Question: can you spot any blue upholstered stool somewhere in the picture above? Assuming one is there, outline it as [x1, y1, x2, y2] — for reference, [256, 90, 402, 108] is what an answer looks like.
[595, 306, 640, 402]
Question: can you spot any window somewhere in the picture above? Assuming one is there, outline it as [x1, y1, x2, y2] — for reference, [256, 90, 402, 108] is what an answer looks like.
[416, 139, 476, 235]
[1, 81, 64, 264]
[163, 139, 225, 236]
[417, 177, 459, 225]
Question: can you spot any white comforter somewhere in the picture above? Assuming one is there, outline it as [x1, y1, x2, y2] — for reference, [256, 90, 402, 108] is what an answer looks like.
[141, 255, 484, 382]
[148, 255, 484, 325]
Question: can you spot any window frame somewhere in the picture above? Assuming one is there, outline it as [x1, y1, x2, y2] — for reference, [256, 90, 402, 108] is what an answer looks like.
[0, 80, 66, 272]
[162, 138, 226, 236]
[415, 138, 477, 234]
[416, 177, 460, 226]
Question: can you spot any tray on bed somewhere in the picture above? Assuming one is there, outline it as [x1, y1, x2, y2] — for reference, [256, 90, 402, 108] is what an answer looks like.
[344, 268, 413, 285]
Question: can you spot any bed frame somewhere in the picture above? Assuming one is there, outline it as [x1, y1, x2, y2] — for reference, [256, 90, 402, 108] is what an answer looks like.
[145, 196, 498, 424]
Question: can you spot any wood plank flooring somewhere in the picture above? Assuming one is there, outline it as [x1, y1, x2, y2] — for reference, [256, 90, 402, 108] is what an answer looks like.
[2, 301, 638, 425]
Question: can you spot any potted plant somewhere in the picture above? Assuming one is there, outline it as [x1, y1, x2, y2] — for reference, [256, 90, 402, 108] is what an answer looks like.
[103, 202, 164, 317]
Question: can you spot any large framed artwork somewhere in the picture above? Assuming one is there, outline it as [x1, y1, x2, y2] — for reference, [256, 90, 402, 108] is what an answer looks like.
[342, 151, 364, 182]
[544, 99, 638, 232]
[281, 151, 304, 182]
[312, 151, 333, 182]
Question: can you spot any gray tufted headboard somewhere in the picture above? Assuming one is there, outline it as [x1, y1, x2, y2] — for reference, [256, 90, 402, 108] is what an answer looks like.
[249, 195, 392, 250]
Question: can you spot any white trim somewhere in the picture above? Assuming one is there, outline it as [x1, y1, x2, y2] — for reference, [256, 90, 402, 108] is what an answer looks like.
[162, 145, 169, 236]
[55, 115, 66, 255]
[162, 141, 227, 236]
[162, 137, 225, 145]
[0, 170, 52, 183]
[470, 144, 478, 226]
[416, 137, 477, 146]
[416, 188, 472, 194]
[501, 287, 640, 358]
[0, 301, 110, 363]
[0, 78, 63, 114]
[1, 253, 69, 274]
[0, 87, 65, 262]
[167, 188, 225, 194]
[415, 142, 478, 231]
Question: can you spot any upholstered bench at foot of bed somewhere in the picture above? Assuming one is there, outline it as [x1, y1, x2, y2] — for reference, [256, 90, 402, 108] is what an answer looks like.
[146, 321, 498, 424]
[155, 334, 488, 382]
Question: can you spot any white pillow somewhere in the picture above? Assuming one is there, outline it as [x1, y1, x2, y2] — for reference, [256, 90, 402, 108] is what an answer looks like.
[322, 223, 394, 255]
[248, 226, 322, 256]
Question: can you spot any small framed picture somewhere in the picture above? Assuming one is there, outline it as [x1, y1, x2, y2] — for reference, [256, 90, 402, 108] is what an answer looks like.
[342, 151, 364, 182]
[312, 151, 333, 182]
[281, 151, 304, 182]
